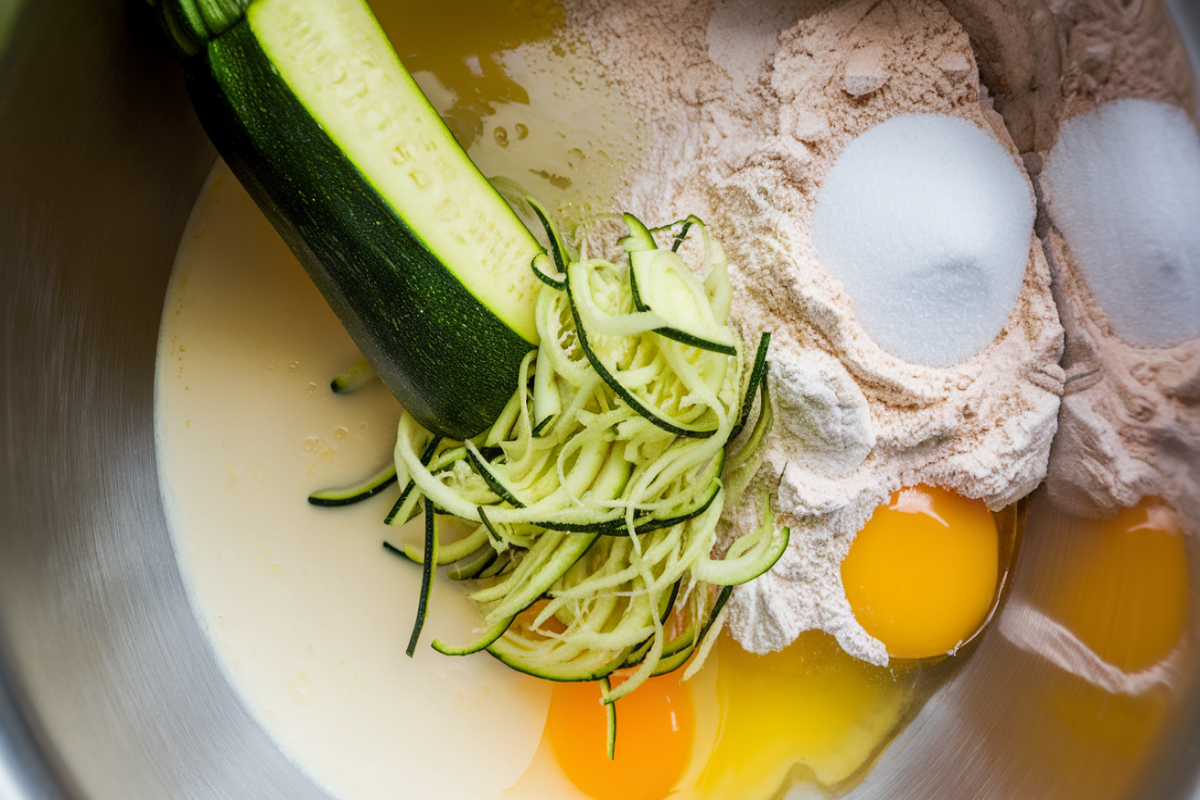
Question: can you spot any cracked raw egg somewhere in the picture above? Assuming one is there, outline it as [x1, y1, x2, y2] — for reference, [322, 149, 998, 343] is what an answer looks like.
[547, 671, 694, 800]
[841, 485, 1001, 659]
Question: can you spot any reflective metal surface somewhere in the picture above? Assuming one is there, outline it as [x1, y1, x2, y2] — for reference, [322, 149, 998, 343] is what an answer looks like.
[0, 1, 1197, 798]
[0, 2, 325, 798]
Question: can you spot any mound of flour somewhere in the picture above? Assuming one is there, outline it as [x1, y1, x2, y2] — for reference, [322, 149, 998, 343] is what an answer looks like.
[567, 0, 1064, 664]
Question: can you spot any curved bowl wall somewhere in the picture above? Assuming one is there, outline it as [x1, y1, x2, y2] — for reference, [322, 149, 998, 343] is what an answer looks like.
[1, 2, 1198, 798]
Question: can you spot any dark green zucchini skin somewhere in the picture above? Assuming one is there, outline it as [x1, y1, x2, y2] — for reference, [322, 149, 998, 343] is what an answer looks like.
[180, 19, 534, 440]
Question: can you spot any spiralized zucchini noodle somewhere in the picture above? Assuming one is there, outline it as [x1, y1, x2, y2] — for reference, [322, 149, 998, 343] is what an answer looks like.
[387, 204, 787, 704]
[313, 203, 786, 711]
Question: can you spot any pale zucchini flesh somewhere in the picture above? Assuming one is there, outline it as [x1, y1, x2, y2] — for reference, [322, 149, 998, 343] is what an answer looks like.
[249, 0, 542, 344]
[177, 0, 542, 439]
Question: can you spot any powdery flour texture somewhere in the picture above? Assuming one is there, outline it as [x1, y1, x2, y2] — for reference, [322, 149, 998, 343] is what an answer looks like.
[567, 0, 1064, 664]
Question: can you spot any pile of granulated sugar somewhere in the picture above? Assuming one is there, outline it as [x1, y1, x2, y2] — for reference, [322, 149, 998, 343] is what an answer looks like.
[567, 0, 1064, 664]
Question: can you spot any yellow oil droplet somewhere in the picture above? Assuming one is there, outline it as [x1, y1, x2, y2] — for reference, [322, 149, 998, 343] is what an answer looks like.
[333, 426, 348, 440]
[372, 0, 562, 148]
[302, 437, 321, 453]
[529, 168, 572, 190]
[389, 0, 644, 233]
[272, 563, 283, 576]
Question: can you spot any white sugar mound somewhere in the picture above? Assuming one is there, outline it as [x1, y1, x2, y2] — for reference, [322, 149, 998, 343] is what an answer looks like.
[1043, 98, 1200, 349]
[812, 113, 1035, 368]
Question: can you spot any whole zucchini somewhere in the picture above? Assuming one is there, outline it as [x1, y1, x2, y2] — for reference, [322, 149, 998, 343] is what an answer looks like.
[156, 0, 543, 440]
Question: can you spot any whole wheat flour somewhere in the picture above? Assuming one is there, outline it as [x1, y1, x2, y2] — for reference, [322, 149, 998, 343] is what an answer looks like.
[566, 0, 1065, 664]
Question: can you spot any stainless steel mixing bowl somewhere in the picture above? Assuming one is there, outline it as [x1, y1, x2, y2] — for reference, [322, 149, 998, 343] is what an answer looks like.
[2, 1, 1199, 798]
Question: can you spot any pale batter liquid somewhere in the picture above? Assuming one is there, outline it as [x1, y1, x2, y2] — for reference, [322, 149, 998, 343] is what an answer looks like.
[158, 159, 555, 800]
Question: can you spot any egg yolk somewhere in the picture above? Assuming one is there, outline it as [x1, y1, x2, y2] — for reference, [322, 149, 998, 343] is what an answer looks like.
[1055, 496, 1188, 673]
[841, 485, 999, 659]
[547, 670, 693, 800]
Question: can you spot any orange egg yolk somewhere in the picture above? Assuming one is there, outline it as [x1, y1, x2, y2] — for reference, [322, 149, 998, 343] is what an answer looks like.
[547, 671, 693, 800]
[841, 485, 1000, 659]
[1055, 496, 1188, 673]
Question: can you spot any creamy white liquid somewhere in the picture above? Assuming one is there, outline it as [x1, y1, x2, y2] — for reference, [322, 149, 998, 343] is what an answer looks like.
[157, 161, 553, 800]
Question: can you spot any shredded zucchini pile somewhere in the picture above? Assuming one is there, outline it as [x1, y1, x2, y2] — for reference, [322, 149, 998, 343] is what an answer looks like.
[314, 208, 784, 708]
[390, 207, 784, 703]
